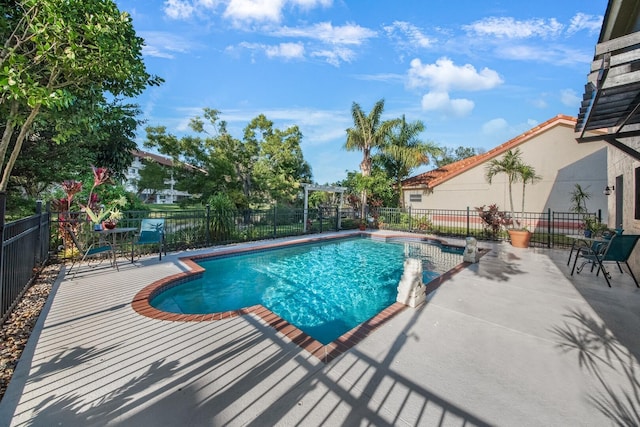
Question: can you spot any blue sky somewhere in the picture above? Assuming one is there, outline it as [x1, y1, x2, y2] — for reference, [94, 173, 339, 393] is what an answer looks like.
[116, 0, 606, 184]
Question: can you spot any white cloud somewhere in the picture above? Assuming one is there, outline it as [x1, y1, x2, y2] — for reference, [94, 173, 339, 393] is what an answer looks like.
[567, 13, 603, 35]
[273, 22, 377, 45]
[482, 118, 508, 134]
[224, 0, 285, 23]
[497, 44, 591, 65]
[290, 0, 332, 9]
[164, 0, 331, 23]
[421, 91, 474, 117]
[383, 21, 433, 49]
[408, 57, 503, 92]
[560, 88, 581, 107]
[464, 17, 564, 39]
[266, 42, 305, 59]
[236, 41, 305, 60]
[140, 31, 194, 59]
[164, 0, 196, 19]
[311, 47, 356, 66]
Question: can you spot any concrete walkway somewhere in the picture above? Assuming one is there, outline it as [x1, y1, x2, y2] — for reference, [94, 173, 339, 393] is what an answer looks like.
[1, 232, 639, 426]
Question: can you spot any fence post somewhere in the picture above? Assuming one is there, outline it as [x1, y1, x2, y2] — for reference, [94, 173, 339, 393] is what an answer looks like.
[408, 206, 412, 232]
[547, 208, 551, 248]
[35, 200, 42, 264]
[335, 206, 339, 231]
[0, 192, 5, 308]
[597, 209, 602, 223]
[466, 206, 470, 236]
[319, 207, 323, 233]
[273, 205, 277, 238]
[205, 204, 211, 246]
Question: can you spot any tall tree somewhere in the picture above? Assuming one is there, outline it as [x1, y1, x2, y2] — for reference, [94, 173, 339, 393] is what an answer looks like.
[0, 0, 161, 191]
[135, 158, 170, 203]
[518, 164, 541, 222]
[375, 115, 441, 208]
[144, 108, 312, 208]
[485, 148, 523, 226]
[344, 99, 399, 217]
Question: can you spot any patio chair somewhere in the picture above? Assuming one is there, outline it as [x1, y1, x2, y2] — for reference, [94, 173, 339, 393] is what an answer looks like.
[64, 224, 115, 278]
[131, 218, 166, 261]
[574, 234, 639, 288]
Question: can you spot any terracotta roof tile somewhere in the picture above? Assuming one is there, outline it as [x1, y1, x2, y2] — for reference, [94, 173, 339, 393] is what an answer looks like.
[402, 114, 578, 189]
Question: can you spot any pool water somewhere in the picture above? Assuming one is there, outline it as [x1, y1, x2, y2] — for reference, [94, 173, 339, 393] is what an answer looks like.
[151, 238, 462, 344]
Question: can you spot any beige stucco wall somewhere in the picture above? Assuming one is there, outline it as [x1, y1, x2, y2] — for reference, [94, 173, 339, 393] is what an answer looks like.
[403, 123, 608, 219]
[607, 138, 640, 275]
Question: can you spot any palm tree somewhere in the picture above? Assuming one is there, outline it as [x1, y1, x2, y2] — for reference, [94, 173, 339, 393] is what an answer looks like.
[375, 115, 442, 208]
[485, 148, 524, 227]
[569, 183, 591, 214]
[517, 164, 541, 226]
[344, 99, 399, 218]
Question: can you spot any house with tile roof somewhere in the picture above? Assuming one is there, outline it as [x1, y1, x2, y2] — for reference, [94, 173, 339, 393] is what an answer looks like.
[401, 115, 608, 219]
[124, 150, 195, 204]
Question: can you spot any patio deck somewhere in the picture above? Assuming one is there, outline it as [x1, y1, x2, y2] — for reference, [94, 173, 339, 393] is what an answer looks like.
[1, 231, 639, 426]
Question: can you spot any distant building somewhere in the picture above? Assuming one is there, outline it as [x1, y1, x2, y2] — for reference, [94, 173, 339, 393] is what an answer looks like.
[124, 150, 193, 204]
[401, 115, 608, 217]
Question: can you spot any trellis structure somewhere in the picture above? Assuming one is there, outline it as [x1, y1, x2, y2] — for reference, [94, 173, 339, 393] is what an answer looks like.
[302, 183, 348, 232]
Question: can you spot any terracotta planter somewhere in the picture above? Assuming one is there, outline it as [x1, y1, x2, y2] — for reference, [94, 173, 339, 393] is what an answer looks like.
[508, 229, 531, 248]
[358, 224, 366, 231]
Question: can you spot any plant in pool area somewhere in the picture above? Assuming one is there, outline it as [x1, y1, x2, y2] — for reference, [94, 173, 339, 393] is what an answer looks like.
[208, 192, 236, 241]
[475, 204, 512, 240]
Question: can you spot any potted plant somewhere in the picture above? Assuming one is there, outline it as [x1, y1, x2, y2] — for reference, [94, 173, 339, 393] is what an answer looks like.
[485, 148, 540, 248]
[569, 184, 599, 237]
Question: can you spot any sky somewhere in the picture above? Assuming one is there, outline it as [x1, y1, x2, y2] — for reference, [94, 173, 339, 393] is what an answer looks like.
[115, 0, 607, 185]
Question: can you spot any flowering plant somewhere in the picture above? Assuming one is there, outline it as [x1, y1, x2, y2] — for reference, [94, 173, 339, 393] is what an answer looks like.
[54, 166, 126, 225]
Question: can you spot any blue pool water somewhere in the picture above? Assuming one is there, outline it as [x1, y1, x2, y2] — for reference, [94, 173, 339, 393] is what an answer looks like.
[151, 237, 462, 344]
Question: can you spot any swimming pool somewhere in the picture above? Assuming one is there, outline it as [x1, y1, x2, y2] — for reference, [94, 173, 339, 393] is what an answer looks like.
[149, 237, 463, 344]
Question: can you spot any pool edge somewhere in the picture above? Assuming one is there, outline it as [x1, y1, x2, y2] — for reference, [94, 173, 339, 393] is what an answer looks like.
[130, 233, 485, 364]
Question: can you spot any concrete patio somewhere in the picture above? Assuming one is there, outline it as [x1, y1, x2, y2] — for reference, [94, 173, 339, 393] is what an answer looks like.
[1, 231, 639, 426]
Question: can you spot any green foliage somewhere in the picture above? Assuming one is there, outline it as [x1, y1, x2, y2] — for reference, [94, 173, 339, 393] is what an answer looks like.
[0, 0, 161, 191]
[136, 158, 170, 202]
[144, 108, 311, 209]
[344, 99, 400, 216]
[208, 193, 236, 241]
[374, 115, 441, 207]
[434, 146, 480, 167]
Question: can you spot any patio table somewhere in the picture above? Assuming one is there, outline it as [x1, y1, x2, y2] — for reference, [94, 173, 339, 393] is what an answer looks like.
[94, 227, 137, 270]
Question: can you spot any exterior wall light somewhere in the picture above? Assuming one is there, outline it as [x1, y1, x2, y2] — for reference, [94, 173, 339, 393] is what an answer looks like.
[603, 185, 615, 196]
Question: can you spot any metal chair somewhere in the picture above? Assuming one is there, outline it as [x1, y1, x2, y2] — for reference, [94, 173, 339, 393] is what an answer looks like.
[574, 234, 639, 287]
[64, 224, 115, 278]
[131, 218, 166, 261]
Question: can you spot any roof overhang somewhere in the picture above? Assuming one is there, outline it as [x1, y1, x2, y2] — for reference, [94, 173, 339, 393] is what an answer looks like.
[575, 0, 640, 161]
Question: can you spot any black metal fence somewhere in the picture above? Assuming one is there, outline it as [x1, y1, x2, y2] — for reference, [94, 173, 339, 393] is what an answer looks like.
[1, 202, 598, 322]
[0, 196, 50, 323]
[49, 205, 363, 260]
[374, 206, 600, 248]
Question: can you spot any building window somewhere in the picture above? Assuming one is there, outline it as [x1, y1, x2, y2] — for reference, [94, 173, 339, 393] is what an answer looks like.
[409, 194, 422, 203]
[635, 167, 640, 219]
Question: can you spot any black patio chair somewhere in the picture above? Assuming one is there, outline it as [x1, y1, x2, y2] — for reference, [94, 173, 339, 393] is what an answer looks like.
[574, 234, 639, 288]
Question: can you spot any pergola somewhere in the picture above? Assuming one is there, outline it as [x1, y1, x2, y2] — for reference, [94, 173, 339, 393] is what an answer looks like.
[575, 0, 640, 161]
[302, 183, 348, 232]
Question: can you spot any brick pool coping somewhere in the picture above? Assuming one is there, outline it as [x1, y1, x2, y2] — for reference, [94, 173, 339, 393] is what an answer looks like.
[131, 233, 482, 363]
